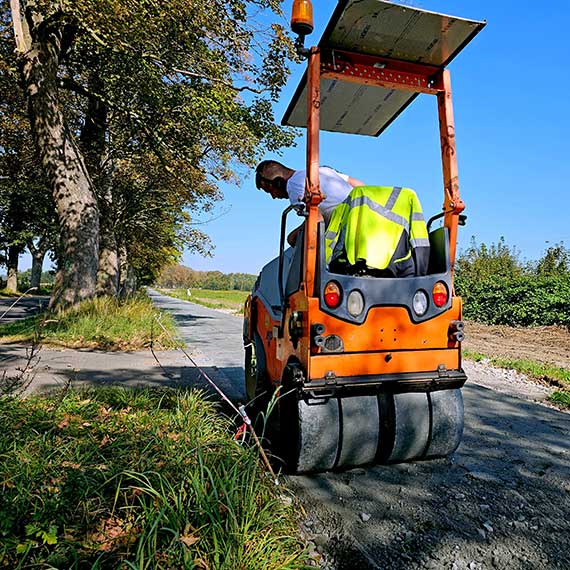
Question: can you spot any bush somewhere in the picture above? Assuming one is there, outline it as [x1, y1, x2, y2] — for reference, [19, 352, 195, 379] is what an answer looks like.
[456, 274, 570, 326]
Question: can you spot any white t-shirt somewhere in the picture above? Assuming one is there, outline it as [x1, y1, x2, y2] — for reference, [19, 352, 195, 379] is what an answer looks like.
[287, 167, 352, 224]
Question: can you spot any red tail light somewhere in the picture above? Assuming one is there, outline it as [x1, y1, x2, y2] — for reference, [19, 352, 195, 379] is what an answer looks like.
[432, 282, 448, 308]
[324, 281, 342, 308]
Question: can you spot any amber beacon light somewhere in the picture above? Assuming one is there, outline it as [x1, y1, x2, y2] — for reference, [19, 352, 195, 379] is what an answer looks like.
[291, 0, 314, 36]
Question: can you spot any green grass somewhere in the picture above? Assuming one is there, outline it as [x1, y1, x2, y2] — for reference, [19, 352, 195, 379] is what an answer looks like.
[0, 388, 308, 569]
[548, 391, 570, 408]
[0, 288, 29, 298]
[161, 288, 249, 313]
[464, 350, 570, 409]
[0, 295, 178, 350]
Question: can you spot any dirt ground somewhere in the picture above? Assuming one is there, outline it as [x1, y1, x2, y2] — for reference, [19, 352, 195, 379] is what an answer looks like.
[463, 321, 570, 370]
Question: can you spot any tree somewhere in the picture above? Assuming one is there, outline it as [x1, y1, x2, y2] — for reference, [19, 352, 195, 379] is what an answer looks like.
[534, 243, 570, 277]
[0, 26, 58, 292]
[455, 236, 524, 283]
[5, 0, 294, 308]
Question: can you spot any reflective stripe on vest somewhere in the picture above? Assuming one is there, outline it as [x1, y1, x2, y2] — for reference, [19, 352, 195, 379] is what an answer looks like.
[324, 186, 429, 271]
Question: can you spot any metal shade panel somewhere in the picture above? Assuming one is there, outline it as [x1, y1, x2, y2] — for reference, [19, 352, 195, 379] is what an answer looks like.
[321, 0, 485, 66]
[282, 0, 485, 136]
[286, 77, 417, 137]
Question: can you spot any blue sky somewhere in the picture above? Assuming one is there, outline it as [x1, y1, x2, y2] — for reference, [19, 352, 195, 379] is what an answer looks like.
[183, 0, 570, 276]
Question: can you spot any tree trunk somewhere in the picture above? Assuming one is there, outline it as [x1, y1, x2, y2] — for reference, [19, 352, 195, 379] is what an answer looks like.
[118, 243, 137, 298]
[77, 73, 120, 298]
[97, 217, 119, 296]
[6, 246, 19, 293]
[30, 249, 46, 290]
[12, 8, 99, 310]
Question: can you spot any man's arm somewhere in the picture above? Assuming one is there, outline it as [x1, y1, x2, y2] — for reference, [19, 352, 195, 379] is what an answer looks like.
[348, 176, 365, 187]
[287, 224, 303, 247]
[287, 210, 325, 247]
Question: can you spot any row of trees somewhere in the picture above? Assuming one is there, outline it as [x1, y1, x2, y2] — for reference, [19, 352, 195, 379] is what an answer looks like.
[156, 264, 256, 291]
[455, 238, 570, 326]
[1, 0, 295, 308]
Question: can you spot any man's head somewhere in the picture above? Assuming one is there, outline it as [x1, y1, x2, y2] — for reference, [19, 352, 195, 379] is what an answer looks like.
[255, 160, 292, 199]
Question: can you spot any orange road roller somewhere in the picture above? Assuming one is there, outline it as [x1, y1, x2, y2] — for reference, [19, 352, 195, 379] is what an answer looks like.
[243, 0, 485, 473]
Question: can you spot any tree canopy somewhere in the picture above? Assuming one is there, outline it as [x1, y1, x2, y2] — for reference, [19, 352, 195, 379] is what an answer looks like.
[2, 0, 295, 305]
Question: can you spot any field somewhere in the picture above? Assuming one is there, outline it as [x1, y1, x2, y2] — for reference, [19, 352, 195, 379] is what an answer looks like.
[464, 321, 570, 406]
[160, 288, 249, 313]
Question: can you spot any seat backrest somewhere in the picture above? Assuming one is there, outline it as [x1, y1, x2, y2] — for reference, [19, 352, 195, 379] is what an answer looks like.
[428, 226, 450, 275]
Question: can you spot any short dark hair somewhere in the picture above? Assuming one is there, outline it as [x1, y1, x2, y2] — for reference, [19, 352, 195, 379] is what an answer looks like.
[255, 160, 288, 189]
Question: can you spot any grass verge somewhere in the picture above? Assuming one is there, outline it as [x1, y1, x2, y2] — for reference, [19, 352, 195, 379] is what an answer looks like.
[464, 350, 570, 409]
[160, 288, 249, 314]
[0, 294, 178, 350]
[0, 387, 308, 569]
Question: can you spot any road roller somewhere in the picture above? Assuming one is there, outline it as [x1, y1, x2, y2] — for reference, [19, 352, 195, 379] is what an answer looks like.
[243, 0, 485, 473]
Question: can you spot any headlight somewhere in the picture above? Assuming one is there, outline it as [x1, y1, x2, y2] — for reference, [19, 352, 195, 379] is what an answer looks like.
[347, 290, 365, 317]
[412, 290, 429, 316]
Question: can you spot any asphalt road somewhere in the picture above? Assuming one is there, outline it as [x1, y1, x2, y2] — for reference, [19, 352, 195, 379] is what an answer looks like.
[149, 290, 570, 570]
[0, 295, 50, 324]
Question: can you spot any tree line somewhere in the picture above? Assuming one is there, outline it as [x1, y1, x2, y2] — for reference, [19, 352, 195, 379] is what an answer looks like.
[455, 238, 570, 326]
[1, 0, 294, 308]
[156, 264, 256, 292]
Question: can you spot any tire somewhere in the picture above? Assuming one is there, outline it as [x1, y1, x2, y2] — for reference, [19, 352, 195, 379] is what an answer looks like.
[245, 333, 268, 402]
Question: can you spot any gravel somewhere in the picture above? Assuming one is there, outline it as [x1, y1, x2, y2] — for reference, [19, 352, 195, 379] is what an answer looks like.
[291, 361, 570, 569]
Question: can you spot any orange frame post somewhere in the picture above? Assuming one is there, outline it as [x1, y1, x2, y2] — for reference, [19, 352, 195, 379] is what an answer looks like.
[303, 47, 322, 297]
[300, 50, 464, 286]
[437, 69, 464, 274]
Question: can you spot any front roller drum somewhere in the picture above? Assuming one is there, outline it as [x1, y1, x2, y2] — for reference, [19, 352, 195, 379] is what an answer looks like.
[279, 388, 464, 474]
[386, 389, 464, 463]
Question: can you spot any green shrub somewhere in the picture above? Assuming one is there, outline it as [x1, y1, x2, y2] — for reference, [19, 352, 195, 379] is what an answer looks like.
[456, 274, 570, 326]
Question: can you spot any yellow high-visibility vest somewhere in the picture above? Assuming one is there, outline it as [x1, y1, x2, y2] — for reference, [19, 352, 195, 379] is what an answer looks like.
[325, 186, 430, 277]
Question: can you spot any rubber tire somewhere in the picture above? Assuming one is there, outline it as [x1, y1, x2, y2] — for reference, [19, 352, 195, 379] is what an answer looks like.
[245, 333, 268, 402]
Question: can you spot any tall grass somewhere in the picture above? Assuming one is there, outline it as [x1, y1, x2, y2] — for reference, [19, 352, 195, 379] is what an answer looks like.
[0, 388, 308, 569]
[0, 295, 178, 350]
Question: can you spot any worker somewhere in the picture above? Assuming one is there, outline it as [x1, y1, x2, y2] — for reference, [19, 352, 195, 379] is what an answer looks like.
[256, 160, 429, 277]
[255, 160, 364, 245]
[326, 185, 430, 277]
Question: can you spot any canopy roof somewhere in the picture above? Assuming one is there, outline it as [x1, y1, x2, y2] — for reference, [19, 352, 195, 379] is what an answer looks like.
[282, 0, 485, 136]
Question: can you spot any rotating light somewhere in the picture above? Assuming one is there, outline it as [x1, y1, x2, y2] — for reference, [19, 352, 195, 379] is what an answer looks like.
[291, 0, 314, 36]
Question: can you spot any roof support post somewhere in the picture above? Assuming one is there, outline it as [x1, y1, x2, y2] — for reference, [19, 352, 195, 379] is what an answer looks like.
[437, 69, 464, 275]
[304, 47, 321, 297]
